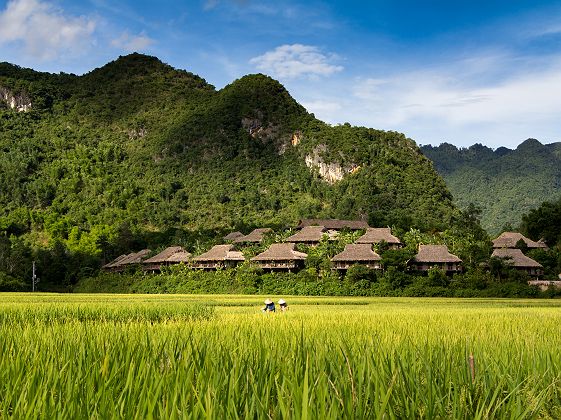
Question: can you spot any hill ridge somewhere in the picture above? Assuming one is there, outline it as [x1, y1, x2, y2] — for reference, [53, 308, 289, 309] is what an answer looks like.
[421, 139, 561, 232]
[0, 54, 457, 286]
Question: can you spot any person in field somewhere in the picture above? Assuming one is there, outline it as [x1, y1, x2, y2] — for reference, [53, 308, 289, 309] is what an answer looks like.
[262, 298, 275, 312]
[278, 299, 288, 311]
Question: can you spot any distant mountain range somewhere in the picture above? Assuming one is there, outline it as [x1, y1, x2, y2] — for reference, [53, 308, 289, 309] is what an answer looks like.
[421, 139, 561, 233]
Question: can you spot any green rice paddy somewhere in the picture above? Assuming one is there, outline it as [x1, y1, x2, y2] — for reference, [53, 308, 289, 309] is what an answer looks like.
[1, 294, 561, 418]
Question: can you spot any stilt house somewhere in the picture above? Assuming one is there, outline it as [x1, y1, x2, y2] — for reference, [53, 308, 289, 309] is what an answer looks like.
[142, 246, 191, 272]
[491, 248, 544, 278]
[233, 228, 272, 244]
[223, 231, 244, 242]
[492, 232, 548, 250]
[356, 227, 402, 249]
[411, 245, 462, 274]
[102, 249, 151, 273]
[192, 244, 245, 270]
[285, 226, 327, 246]
[251, 243, 307, 271]
[331, 244, 382, 271]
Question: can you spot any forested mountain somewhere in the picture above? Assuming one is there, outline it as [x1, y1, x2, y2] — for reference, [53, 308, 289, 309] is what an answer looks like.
[421, 140, 561, 233]
[0, 54, 458, 288]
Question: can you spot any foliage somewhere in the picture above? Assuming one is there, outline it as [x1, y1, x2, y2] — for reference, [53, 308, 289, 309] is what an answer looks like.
[0, 272, 26, 291]
[421, 140, 561, 233]
[521, 196, 561, 247]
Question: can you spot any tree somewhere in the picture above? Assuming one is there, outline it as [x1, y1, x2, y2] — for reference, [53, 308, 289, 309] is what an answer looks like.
[345, 265, 377, 283]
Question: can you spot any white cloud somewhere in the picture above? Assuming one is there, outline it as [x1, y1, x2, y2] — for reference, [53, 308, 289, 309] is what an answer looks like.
[111, 32, 154, 52]
[301, 100, 341, 116]
[352, 55, 561, 129]
[249, 44, 343, 79]
[0, 0, 96, 60]
[203, 0, 250, 11]
[203, 0, 219, 11]
[289, 53, 561, 147]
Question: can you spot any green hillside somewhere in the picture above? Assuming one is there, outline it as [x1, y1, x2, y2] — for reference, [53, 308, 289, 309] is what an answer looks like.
[0, 54, 457, 288]
[421, 140, 561, 233]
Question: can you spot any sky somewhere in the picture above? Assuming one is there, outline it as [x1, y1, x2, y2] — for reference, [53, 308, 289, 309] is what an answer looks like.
[1, 0, 561, 148]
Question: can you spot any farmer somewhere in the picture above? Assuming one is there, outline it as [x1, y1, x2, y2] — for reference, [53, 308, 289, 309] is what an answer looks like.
[262, 298, 275, 312]
[278, 299, 288, 311]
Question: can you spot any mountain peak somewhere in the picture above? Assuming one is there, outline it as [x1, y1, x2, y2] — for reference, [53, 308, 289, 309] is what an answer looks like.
[86, 53, 171, 78]
[516, 138, 543, 151]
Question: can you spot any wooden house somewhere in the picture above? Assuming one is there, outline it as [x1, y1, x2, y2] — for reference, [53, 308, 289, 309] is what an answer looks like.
[142, 246, 191, 272]
[192, 244, 245, 270]
[101, 254, 128, 272]
[223, 231, 244, 242]
[233, 228, 272, 244]
[331, 244, 382, 271]
[296, 219, 369, 230]
[491, 248, 544, 278]
[356, 227, 402, 249]
[528, 280, 561, 291]
[102, 249, 151, 273]
[411, 245, 462, 274]
[285, 226, 327, 245]
[251, 243, 307, 271]
[492, 232, 548, 250]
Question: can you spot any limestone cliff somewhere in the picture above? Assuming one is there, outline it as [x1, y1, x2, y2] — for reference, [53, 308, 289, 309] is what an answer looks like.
[304, 145, 360, 184]
[0, 87, 31, 112]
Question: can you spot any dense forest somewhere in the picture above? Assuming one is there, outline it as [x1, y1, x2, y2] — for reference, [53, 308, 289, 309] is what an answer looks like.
[0, 53, 458, 290]
[421, 140, 561, 233]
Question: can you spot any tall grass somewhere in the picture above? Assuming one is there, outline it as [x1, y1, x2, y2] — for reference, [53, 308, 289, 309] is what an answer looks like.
[1, 294, 561, 418]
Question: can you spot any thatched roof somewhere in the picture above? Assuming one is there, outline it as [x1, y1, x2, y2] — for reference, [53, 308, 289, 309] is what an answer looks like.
[166, 250, 192, 263]
[194, 244, 245, 262]
[120, 249, 151, 265]
[285, 226, 326, 242]
[104, 249, 152, 268]
[143, 246, 191, 264]
[233, 228, 272, 243]
[223, 231, 244, 241]
[356, 227, 401, 245]
[251, 243, 307, 261]
[414, 245, 462, 263]
[102, 254, 128, 269]
[331, 244, 381, 262]
[492, 248, 543, 268]
[296, 219, 369, 230]
[492, 232, 548, 249]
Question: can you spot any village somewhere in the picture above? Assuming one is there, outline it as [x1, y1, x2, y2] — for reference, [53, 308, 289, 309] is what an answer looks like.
[101, 219, 557, 287]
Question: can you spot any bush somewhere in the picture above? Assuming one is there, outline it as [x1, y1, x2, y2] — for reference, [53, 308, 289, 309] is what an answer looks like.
[344, 265, 378, 283]
[0, 272, 27, 291]
[380, 267, 413, 290]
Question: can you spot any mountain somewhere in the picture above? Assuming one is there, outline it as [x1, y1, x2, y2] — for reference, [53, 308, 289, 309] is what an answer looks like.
[421, 140, 561, 233]
[0, 54, 458, 286]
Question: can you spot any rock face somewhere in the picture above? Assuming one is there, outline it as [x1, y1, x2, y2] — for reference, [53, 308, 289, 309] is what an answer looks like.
[242, 116, 290, 154]
[291, 131, 302, 146]
[127, 127, 147, 140]
[0, 87, 31, 112]
[305, 145, 360, 184]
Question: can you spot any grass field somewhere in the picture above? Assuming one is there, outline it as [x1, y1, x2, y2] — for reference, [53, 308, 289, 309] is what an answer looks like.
[1, 294, 561, 418]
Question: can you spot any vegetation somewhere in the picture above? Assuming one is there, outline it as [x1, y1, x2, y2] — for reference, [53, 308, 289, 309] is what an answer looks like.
[74, 220, 561, 298]
[2, 294, 561, 417]
[520, 197, 561, 278]
[421, 140, 561, 233]
[0, 54, 457, 290]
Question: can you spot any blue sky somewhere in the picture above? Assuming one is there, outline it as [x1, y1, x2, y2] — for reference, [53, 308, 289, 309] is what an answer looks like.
[1, 0, 561, 148]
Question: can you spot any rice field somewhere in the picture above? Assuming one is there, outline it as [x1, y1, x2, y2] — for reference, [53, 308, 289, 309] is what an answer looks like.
[1, 294, 561, 418]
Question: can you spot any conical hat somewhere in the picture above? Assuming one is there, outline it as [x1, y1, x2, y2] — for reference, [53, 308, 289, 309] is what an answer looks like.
[264, 298, 273, 304]
[278, 299, 286, 304]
